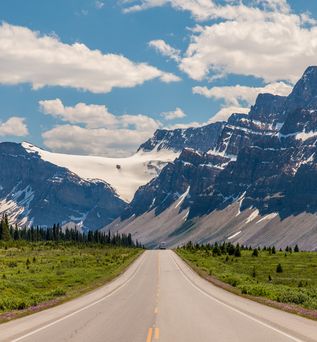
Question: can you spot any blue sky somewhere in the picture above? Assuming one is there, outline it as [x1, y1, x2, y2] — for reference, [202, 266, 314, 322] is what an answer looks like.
[0, 0, 316, 156]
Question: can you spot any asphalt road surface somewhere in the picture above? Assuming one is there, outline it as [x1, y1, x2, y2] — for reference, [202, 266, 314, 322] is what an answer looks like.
[1, 250, 317, 342]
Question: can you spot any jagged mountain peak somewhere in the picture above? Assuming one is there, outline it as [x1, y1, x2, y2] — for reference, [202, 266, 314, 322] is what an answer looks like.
[138, 122, 224, 153]
[249, 93, 287, 123]
[287, 66, 317, 108]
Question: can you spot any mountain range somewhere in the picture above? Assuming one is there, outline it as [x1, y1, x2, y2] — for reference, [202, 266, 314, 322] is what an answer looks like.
[2, 67, 317, 249]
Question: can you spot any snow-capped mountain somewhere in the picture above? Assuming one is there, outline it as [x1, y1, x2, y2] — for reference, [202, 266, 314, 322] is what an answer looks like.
[107, 66, 317, 250]
[0, 142, 126, 230]
[3, 66, 317, 249]
[22, 142, 179, 202]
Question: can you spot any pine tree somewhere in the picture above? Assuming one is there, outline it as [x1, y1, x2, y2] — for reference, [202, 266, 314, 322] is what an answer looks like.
[294, 244, 299, 253]
[276, 263, 283, 273]
[0, 215, 11, 241]
[234, 244, 241, 257]
[252, 248, 259, 257]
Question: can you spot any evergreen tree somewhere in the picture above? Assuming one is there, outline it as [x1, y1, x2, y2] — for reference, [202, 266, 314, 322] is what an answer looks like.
[228, 243, 235, 256]
[276, 263, 283, 273]
[0, 214, 11, 241]
[234, 244, 241, 257]
[294, 244, 299, 253]
[252, 248, 259, 257]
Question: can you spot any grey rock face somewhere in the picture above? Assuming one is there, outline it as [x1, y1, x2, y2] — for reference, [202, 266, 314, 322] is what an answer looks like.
[138, 122, 224, 153]
[126, 66, 317, 226]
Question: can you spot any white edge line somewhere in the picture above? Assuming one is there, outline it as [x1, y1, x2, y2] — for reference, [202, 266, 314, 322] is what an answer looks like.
[171, 252, 304, 342]
[11, 253, 146, 342]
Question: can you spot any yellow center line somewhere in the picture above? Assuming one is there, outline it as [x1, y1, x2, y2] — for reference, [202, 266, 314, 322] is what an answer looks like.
[146, 328, 153, 342]
[154, 327, 160, 340]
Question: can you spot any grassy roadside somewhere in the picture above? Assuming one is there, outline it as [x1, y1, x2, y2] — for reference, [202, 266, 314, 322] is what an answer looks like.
[176, 246, 317, 320]
[0, 241, 143, 322]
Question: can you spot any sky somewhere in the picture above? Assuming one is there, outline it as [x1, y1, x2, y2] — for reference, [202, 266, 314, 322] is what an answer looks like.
[0, 0, 317, 157]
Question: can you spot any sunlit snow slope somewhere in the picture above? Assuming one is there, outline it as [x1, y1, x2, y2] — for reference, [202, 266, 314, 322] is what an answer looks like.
[22, 142, 179, 202]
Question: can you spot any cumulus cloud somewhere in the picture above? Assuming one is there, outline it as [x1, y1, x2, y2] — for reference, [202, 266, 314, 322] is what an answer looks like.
[0, 117, 29, 137]
[124, 1, 317, 84]
[0, 22, 180, 94]
[179, 4, 317, 83]
[122, 0, 291, 21]
[39, 99, 161, 156]
[161, 107, 186, 120]
[123, 0, 216, 20]
[193, 82, 292, 107]
[42, 125, 155, 157]
[149, 39, 181, 62]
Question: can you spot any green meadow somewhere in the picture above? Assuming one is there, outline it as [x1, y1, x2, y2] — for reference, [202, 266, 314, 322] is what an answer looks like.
[0, 241, 142, 315]
[177, 245, 317, 312]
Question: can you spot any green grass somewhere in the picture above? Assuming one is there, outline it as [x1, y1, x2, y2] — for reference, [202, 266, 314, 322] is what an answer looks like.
[0, 241, 142, 314]
[177, 247, 317, 311]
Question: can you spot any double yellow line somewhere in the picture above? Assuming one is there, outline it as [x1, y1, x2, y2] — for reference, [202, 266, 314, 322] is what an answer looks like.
[146, 327, 160, 342]
[146, 252, 161, 341]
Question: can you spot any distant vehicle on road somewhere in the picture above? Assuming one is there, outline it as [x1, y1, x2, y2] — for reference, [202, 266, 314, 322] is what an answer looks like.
[159, 242, 167, 250]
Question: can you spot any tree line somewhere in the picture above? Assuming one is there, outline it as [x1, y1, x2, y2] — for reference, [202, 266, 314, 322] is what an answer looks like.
[0, 214, 141, 248]
[180, 241, 300, 257]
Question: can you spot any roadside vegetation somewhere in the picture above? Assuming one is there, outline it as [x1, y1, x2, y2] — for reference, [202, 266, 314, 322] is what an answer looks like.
[177, 242, 317, 314]
[0, 215, 143, 319]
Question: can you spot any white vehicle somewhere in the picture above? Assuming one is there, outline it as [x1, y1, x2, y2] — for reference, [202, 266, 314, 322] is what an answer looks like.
[159, 242, 167, 250]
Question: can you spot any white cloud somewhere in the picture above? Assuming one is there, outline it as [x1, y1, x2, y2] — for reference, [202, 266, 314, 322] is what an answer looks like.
[42, 125, 155, 157]
[208, 106, 250, 123]
[149, 39, 181, 62]
[95, 1, 105, 9]
[161, 107, 186, 120]
[167, 105, 250, 128]
[0, 117, 29, 137]
[0, 22, 180, 94]
[40, 99, 161, 156]
[122, 0, 291, 21]
[179, 5, 317, 83]
[124, 1, 317, 84]
[167, 121, 202, 129]
[123, 0, 216, 20]
[193, 82, 292, 107]
[39, 99, 160, 130]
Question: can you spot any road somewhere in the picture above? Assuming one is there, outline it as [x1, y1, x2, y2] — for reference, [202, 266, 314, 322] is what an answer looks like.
[1, 250, 317, 342]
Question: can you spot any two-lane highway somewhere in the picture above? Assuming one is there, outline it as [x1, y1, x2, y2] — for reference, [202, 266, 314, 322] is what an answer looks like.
[1, 250, 317, 342]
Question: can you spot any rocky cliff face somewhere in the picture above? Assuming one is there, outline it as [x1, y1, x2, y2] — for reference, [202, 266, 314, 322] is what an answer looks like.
[123, 66, 317, 238]
[138, 122, 224, 153]
[0, 142, 126, 229]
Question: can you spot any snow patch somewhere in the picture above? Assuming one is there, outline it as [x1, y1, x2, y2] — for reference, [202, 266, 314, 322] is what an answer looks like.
[228, 231, 241, 240]
[175, 187, 190, 209]
[22, 142, 179, 202]
[295, 131, 317, 141]
[256, 213, 278, 224]
[245, 209, 259, 224]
